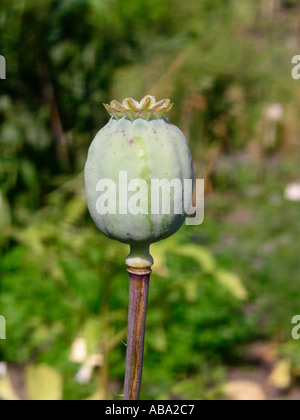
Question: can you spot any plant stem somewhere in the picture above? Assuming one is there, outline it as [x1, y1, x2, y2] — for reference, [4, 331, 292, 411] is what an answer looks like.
[123, 267, 151, 400]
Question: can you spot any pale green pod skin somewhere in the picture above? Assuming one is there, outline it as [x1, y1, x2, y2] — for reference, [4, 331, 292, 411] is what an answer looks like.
[85, 98, 193, 268]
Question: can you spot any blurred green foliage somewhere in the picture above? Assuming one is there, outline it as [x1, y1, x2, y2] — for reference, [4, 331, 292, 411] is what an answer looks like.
[0, 0, 300, 399]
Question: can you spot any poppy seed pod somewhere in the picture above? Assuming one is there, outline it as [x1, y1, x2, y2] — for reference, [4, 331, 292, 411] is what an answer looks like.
[84, 96, 193, 268]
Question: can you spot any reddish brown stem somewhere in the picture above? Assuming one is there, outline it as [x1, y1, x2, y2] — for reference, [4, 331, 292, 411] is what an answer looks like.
[123, 268, 151, 400]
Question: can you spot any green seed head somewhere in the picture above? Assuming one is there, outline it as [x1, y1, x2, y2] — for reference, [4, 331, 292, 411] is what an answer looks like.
[85, 96, 193, 268]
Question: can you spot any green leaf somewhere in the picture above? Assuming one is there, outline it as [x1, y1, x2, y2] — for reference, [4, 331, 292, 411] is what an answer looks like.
[0, 376, 19, 400]
[172, 244, 216, 273]
[25, 364, 63, 400]
[215, 269, 248, 300]
[83, 318, 102, 355]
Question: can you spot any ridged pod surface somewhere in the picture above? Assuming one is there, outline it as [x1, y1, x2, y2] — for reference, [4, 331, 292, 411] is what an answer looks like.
[85, 96, 193, 268]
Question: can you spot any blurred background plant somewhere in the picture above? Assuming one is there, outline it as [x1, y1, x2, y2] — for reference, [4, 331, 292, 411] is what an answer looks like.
[0, 0, 300, 400]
